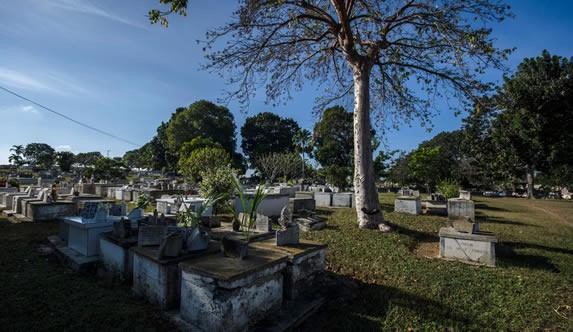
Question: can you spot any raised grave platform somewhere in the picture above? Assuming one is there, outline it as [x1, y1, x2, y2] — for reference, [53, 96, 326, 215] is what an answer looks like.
[250, 238, 327, 301]
[131, 242, 219, 310]
[394, 196, 422, 215]
[178, 247, 288, 332]
[439, 227, 497, 266]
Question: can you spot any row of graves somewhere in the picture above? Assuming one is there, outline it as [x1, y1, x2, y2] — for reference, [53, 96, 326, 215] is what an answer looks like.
[45, 187, 329, 331]
[394, 188, 497, 266]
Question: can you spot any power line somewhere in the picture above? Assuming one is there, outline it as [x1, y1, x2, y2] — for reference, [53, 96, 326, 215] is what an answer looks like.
[0, 86, 140, 147]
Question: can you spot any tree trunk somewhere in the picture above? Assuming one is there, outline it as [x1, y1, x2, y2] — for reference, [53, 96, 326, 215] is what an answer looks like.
[352, 64, 388, 230]
[526, 166, 535, 199]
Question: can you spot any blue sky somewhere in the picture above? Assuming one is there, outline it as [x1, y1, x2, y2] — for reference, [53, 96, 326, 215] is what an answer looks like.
[1, 0, 572, 165]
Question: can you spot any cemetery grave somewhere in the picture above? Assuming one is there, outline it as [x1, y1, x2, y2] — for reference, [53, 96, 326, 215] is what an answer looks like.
[1, 192, 572, 330]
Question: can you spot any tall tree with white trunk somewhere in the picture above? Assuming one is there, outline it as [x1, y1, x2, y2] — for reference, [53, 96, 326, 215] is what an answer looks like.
[150, 0, 512, 229]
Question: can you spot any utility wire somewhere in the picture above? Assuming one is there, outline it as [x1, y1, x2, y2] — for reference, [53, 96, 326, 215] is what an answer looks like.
[0, 86, 140, 147]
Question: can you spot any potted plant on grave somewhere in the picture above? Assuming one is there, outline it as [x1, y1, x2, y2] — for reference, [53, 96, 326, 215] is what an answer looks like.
[177, 195, 222, 252]
[223, 177, 268, 259]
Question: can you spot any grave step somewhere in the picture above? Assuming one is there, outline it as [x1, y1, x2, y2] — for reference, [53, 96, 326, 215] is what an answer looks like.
[55, 246, 99, 272]
[2, 209, 16, 217]
[11, 213, 32, 222]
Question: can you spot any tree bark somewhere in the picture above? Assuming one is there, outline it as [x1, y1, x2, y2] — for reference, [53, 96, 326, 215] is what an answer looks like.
[526, 166, 535, 199]
[352, 63, 387, 230]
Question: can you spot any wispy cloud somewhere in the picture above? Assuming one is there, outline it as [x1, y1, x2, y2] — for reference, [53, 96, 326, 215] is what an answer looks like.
[55, 145, 72, 151]
[48, 0, 146, 29]
[0, 66, 91, 97]
[0, 68, 51, 92]
[20, 105, 38, 114]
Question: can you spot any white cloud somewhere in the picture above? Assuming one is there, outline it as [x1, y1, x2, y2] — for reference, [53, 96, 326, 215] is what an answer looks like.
[55, 145, 72, 151]
[48, 0, 146, 29]
[20, 105, 38, 114]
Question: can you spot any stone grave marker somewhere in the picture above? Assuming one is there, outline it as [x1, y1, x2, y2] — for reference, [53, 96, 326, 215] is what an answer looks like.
[255, 213, 271, 231]
[276, 223, 300, 246]
[138, 225, 168, 247]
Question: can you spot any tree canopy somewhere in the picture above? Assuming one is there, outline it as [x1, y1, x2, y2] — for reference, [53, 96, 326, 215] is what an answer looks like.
[166, 100, 237, 156]
[313, 105, 353, 189]
[240, 112, 300, 166]
[490, 50, 573, 198]
[24, 143, 55, 169]
[150, 0, 512, 229]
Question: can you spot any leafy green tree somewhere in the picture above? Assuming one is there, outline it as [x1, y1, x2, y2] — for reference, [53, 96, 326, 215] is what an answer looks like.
[387, 151, 411, 187]
[55, 151, 75, 173]
[292, 129, 313, 179]
[24, 143, 55, 169]
[84, 157, 128, 182]
[75, 151, 104, 168]
[492, 51, 573, 198]
[8, 145, 25, 170]
[122, 149, 142, 169]
[166, 100, 237, 156]
[199, 164, 235, 212]
[241, 112, 300, 166]
[179, 147, 231, 183]
[151, 0, 512, 229]
[408, 146, 442, 194]
[313, 106, 353, 190]
[256, 152, 302, 183]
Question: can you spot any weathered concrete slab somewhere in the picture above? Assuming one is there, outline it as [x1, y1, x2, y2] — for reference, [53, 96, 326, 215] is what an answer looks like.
[439, 227, 497, 266]
[179, 248, 288, 332]
[251, 238, 327, 301]
[447, 198, 475, 221]
[131, 243, 219, 310]
[394, 197, 422, 215]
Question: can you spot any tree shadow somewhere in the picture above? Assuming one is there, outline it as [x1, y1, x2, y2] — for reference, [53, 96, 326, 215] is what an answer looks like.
[297, 272, 472, 331]
[478, 216, 534, 227]
[384, 220, 439, 251]
[496, 244, 561, 272]
[475, 203, 508, 212]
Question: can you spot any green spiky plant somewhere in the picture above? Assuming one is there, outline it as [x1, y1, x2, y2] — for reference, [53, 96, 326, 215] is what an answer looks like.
[231, 176, 268, 241]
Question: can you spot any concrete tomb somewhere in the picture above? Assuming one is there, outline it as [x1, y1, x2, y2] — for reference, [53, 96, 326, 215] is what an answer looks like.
[131, 242, 219, 310]
[394, 196, 422, 215]
[447, 198, 475, 221]
[179, 248, 288, 331]
[439, 217, 497, 266]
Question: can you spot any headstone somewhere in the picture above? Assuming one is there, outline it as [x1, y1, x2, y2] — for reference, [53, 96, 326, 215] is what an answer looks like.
[80, 202, 99, 220]
[138, 225, 168, 247]
[447, 198, 475, 221]
[158, 232, 183, 258]
[276, 223, 300, 246]
[255, 213, 271, 232]
[458, 190, 471, 200]
[112, 217, 132, 239]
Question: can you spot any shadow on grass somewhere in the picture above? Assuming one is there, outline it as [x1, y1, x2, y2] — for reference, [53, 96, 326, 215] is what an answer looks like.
[478, 216, 535, 227]
[496, 241, 568, 272]
[384, 220, 439, 251]
[298, 272, 472, 331]
[475, 203, 509, 212]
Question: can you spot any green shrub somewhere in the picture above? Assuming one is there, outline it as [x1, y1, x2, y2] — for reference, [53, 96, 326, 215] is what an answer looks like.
[436, 178, 460, 199]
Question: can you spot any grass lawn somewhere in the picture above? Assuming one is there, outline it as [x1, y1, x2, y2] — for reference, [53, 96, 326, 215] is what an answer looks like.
[1, 193, 572, 330]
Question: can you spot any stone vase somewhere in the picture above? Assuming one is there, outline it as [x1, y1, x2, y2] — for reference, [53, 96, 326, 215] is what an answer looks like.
[221, 237, 249, 260]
